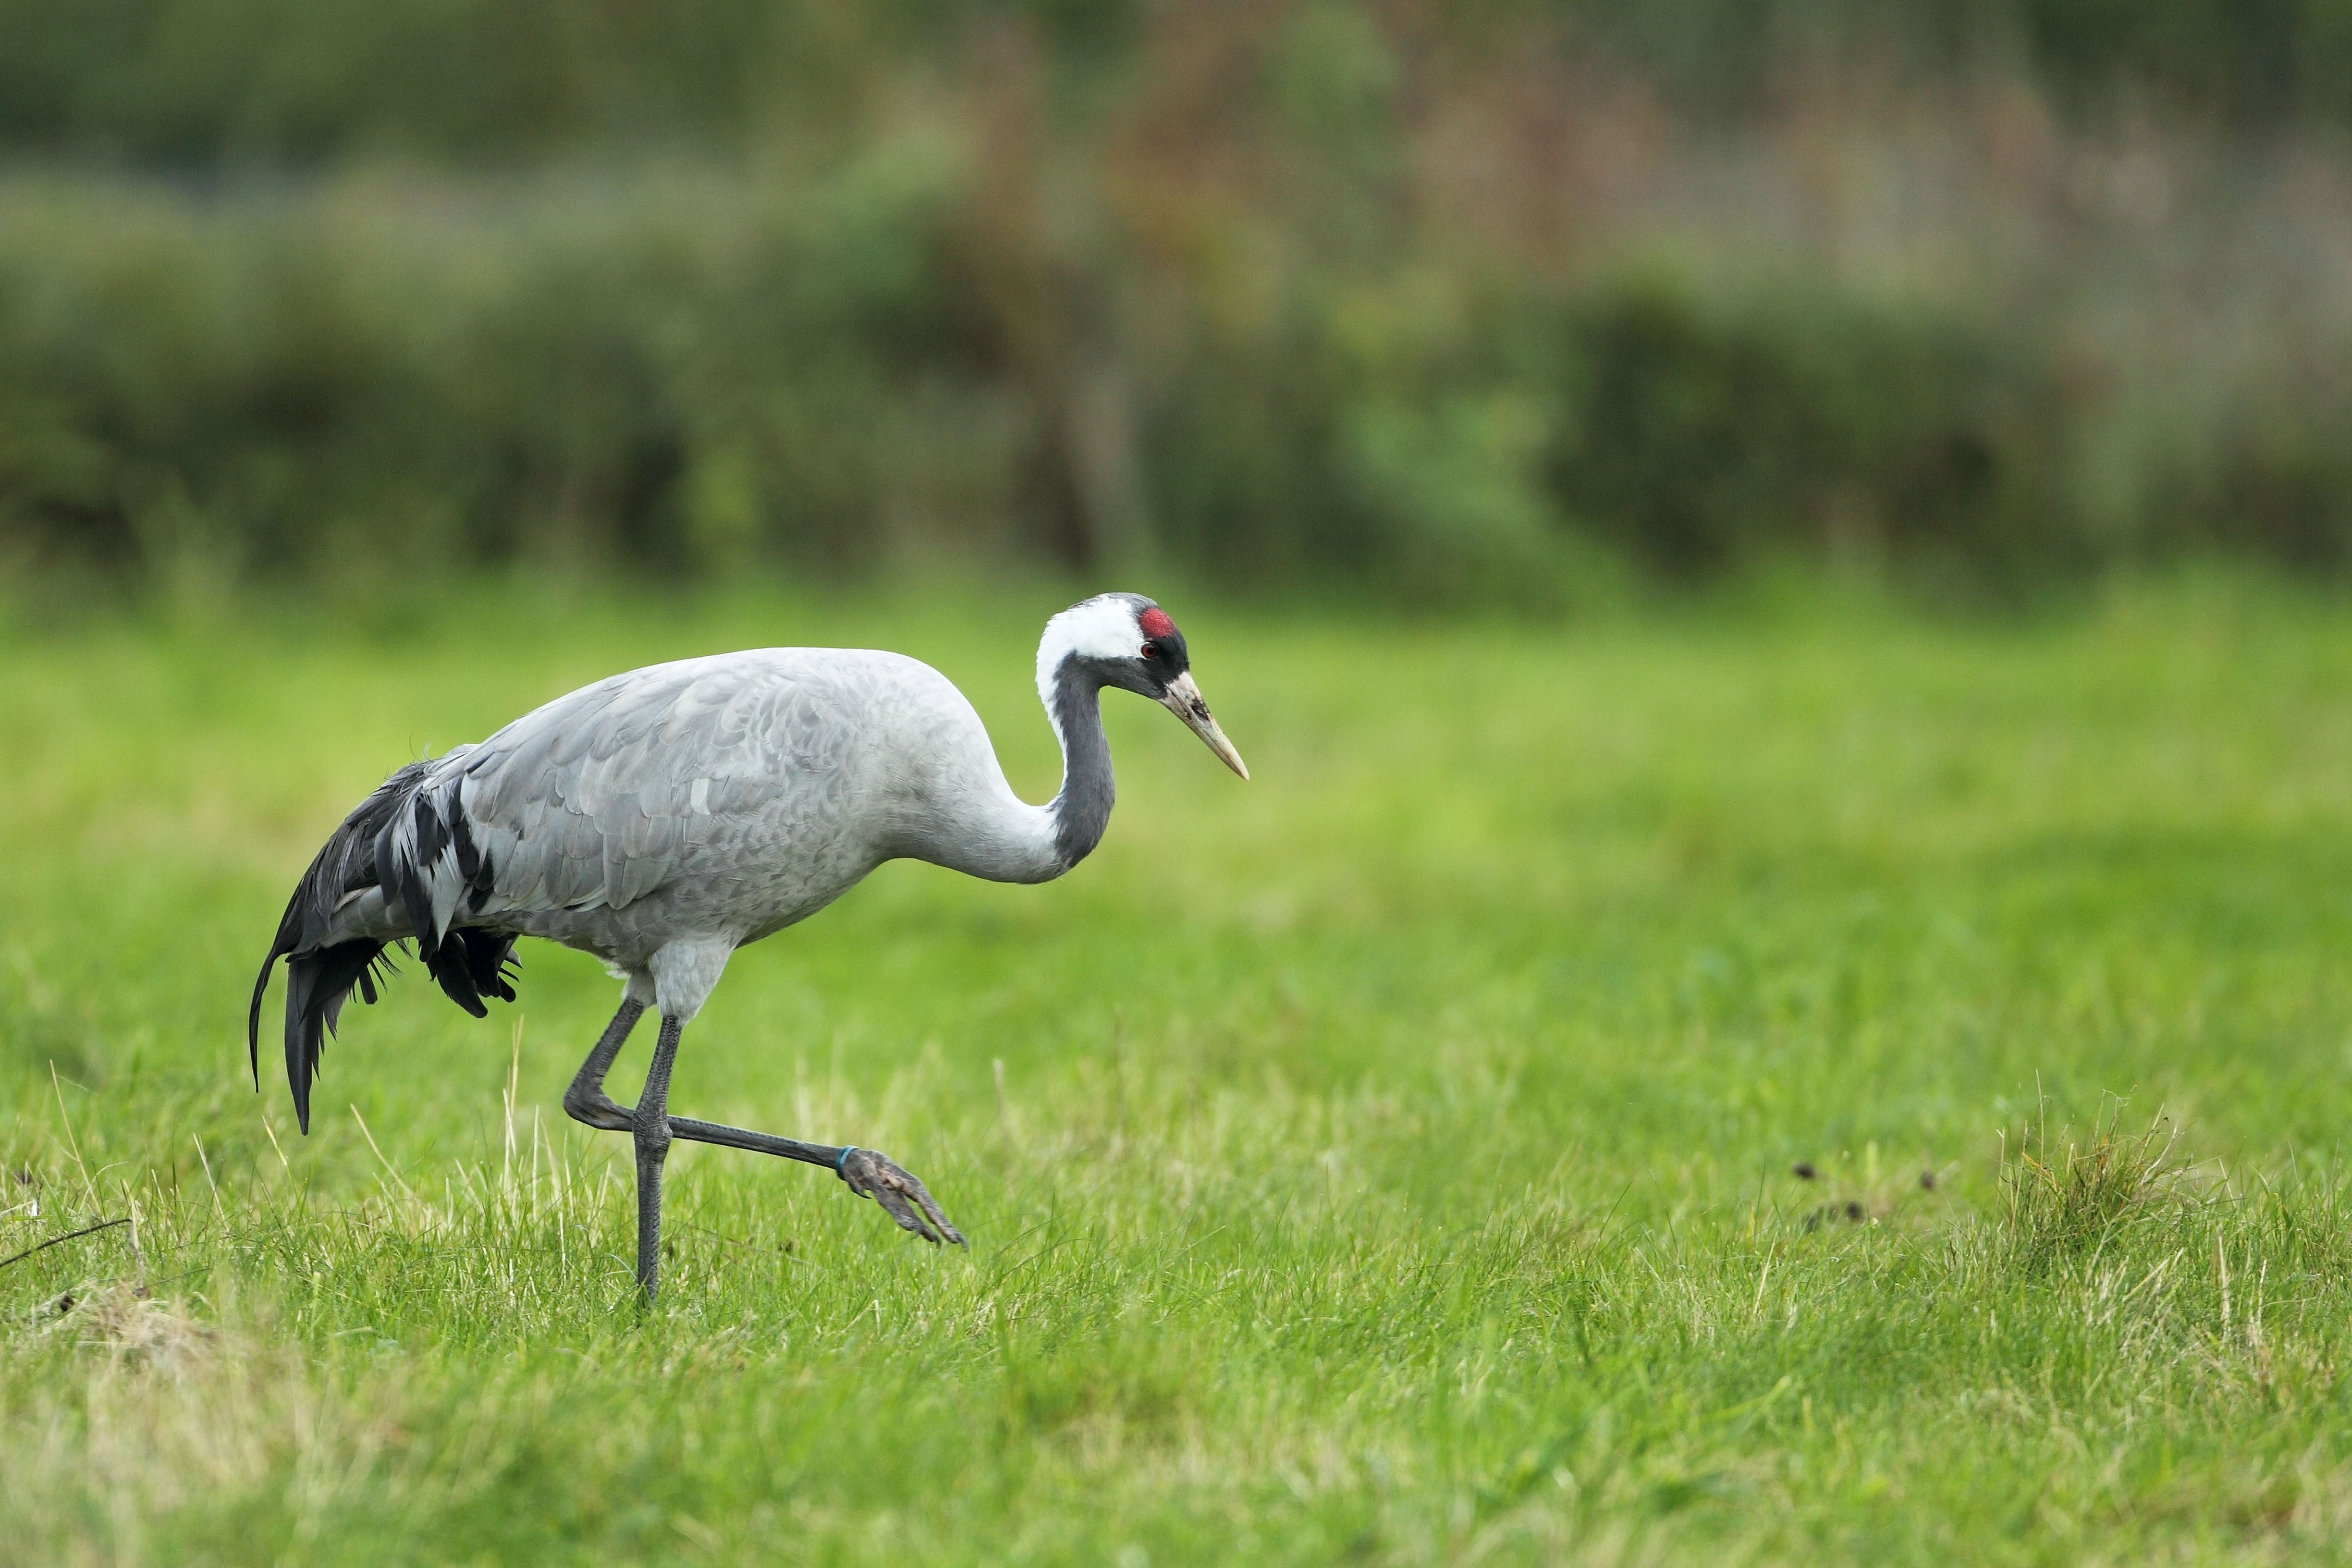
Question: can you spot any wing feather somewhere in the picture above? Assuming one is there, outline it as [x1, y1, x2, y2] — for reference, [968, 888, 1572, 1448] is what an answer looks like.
[441, 653, 862, 921]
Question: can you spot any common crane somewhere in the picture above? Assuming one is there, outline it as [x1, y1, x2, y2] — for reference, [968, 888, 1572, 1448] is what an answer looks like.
[249, 593, 1247, 1297]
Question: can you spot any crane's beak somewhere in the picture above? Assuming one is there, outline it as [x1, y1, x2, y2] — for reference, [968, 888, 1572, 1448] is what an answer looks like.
[1160, 671, 1250, 780]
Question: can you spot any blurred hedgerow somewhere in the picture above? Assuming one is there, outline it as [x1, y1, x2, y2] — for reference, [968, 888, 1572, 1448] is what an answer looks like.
[1, 0, 2349, 602]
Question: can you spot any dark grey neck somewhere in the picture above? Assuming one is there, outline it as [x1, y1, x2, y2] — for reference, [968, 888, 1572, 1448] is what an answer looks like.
[1049, 657, 1115, 869]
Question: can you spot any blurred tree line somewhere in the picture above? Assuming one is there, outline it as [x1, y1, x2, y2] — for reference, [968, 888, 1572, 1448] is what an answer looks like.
[3, 0, 2341, 159]
[1, 0, 2349, 602]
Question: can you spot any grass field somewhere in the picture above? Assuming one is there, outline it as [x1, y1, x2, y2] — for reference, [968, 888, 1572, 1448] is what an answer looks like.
[5, 577, 2352, 1565]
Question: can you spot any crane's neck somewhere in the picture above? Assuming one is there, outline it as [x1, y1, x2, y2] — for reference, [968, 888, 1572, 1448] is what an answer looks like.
[1044, 654, 1115, 870]
[900, 649, 1113, 886]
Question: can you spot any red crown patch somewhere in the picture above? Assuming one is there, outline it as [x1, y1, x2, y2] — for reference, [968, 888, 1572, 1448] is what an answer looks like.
[1139, 607, 1176, 639]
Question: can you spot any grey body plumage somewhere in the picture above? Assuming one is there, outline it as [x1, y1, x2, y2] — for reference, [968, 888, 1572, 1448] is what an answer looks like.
[248, 594, 1247, 1297]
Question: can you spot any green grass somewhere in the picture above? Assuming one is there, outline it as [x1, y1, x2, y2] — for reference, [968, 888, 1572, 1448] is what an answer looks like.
[6, 576, 2352, 1564]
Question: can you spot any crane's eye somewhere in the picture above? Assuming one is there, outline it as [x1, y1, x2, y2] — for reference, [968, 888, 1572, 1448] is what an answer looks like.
[1141, 643, 1161, 660]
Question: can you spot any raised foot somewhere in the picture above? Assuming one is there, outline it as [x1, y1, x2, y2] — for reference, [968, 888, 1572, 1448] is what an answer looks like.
[840, 1148, 965, 1247]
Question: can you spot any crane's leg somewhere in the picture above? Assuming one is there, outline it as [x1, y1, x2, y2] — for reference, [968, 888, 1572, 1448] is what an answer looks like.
[665, 1115, 963, 1246]
[560, 994, 963, 1264]
[558, 998, 690, 1297]
[632, 1013, 683, 1298]
[561, 998, 645, 1132]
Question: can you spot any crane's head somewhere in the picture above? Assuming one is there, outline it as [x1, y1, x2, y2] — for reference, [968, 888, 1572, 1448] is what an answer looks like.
[1037, 593, 1250, 780]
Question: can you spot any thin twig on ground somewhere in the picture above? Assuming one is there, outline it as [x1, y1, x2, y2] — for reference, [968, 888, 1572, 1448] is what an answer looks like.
[0, 1217, 130, 1271]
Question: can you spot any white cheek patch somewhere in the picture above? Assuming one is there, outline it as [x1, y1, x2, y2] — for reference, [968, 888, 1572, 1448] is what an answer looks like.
[1035, 594, 1147, 710]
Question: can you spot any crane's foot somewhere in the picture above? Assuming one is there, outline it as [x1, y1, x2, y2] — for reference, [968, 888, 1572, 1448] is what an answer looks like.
[840, 1148, 965, 1247]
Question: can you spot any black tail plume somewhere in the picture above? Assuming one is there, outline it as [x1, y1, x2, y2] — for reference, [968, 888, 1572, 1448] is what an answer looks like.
[280, 940, 398, 1133]
[428, 928, 521, 1018]
[249, 760, 511, 1134]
